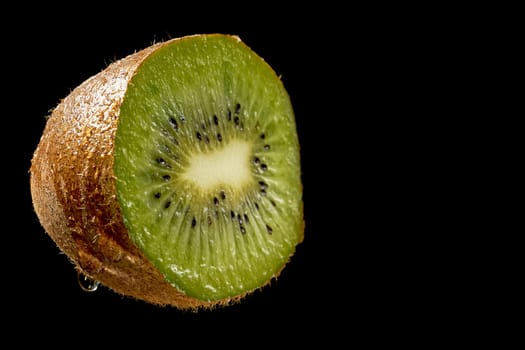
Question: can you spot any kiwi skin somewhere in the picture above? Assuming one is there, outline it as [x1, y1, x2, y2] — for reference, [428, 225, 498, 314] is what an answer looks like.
[30, 34, 303, 309]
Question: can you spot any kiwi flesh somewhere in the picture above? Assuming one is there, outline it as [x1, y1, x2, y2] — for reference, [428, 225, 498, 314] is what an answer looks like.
[30, 34, 303, 308]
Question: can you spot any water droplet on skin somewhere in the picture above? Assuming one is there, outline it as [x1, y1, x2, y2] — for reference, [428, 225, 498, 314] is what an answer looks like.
[77, 271, 100, 292]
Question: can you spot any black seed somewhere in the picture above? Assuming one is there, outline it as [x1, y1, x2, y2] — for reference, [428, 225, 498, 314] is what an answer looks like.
[169, 117, 178, 130]
[260, 133, 265, 139]
[205, 135, 210, 144]
[240, 225, 246, 234]
[237, 214, 243, 225]
[213, 115, 219, 125]
[261, 164, 268, 171]
[201, 122, 206, 130]
[196, 132, 202, 141]
[191, 217, 196, 228]
[156, 157, 167, 165]
[261, 189, 267, 196]
[234, 116, 240, 126]
[180, 115, 186, 123]
[235, 103, 241, 114]
[213, 197, 219, 206]
[154, 192, 161, 199]
[164, 201, 171, 209]
[244, 214, 249, 223]
[253, 157, 260, 165]
[162, 174, 171, 181]
[259, 181, 267, 190]
[220, 191, 226, 200]
[255, 203, 260, 210]
[266, 224, 273, 234]
[230, 210, 235, 219]
[217, 133, 222, 142]
[264, 144, 271, 151]
[227, 110, 232, 121]
[270, 200, 277, 207]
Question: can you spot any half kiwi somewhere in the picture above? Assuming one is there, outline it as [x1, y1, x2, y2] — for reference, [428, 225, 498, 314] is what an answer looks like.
[30, 34, 303, 309]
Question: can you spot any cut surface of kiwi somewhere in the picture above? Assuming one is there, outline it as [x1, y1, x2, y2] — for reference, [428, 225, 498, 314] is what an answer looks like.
[30, 34, 303, 308]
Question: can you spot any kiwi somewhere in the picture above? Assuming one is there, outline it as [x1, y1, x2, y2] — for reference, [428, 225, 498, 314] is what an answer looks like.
[30, 34, 303, 309]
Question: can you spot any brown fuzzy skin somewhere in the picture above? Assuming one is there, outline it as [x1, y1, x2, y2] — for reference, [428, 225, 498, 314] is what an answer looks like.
[29, 35, 243, 309]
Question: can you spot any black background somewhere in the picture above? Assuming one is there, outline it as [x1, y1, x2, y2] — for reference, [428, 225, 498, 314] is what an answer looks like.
[2, 5, 470, 345]
[1, 5, 498, 344]
[3, 7, 366, 342]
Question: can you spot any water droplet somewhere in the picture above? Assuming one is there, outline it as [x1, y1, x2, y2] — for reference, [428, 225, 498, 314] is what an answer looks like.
[77, 271, 100, 292]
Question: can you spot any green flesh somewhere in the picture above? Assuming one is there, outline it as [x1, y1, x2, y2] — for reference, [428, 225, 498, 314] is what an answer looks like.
[114, 35, 302, 301]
